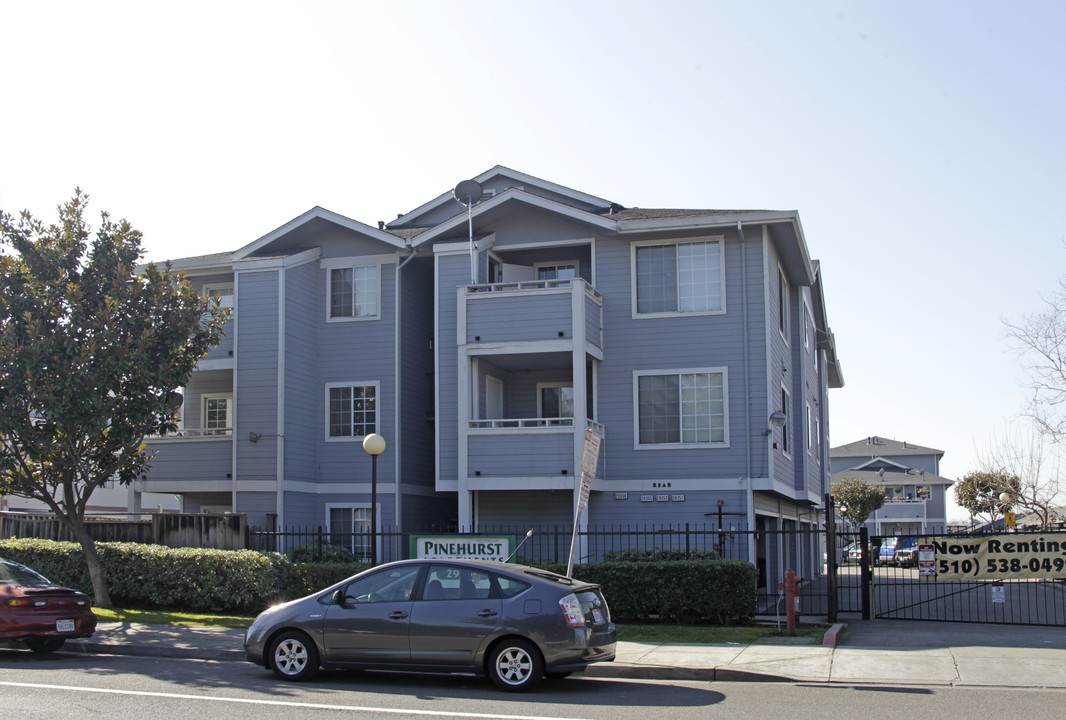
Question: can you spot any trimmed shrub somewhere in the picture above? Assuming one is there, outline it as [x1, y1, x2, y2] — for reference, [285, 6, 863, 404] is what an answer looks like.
[282, 562, 369, 600]
[287, 543, 357, 564]
[603, 548, 720, 562]
[537, 559, 757, 624]
[0, 538, 283, 612]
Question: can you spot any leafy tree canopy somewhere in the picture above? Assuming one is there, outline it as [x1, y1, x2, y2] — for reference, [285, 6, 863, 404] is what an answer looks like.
[831, 476, 885, 527]
[0, 189, 229, 606]
[954, 469, 1021, 526]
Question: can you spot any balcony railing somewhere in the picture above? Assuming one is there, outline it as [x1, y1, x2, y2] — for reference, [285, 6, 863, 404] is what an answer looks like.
[469, 417, 574, 430]
[146, 428, 232, 440]
[468, 418, 605, 434]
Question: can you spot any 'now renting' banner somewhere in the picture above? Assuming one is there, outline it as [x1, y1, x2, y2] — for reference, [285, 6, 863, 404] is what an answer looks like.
[932, 533, 1066, 580]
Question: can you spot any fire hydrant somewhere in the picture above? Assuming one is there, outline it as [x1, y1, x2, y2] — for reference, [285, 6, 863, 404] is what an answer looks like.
[778, 569, 803, 636]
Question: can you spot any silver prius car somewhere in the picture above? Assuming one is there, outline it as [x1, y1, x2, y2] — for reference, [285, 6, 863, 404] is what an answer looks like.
[244, 558, 616, 692]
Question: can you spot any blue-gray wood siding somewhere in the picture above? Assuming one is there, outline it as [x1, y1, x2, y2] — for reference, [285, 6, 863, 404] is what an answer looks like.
[467, 432, 574, 477]
[436, 253, 467, 486]
[466, 290, 573, 344]
[142, 438, 231, 482]
[315, 260, 398, 495]
[235, 270, 281, 487]
[283, 262, 319, 489]
[593, 228, 761, 484]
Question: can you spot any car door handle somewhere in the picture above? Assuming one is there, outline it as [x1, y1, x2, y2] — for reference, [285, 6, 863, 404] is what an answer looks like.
[388, 611, 409, 619]
[476, 609, 498, 618]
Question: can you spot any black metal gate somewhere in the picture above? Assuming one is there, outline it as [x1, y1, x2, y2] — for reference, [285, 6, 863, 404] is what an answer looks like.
[868, 531, 1066, 626]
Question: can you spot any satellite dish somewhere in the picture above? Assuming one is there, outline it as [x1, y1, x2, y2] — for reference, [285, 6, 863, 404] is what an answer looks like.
[454, 179, 483, 206]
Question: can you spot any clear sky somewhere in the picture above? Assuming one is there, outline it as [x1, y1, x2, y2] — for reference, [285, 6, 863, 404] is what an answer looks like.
[3, 1, 1064, 522]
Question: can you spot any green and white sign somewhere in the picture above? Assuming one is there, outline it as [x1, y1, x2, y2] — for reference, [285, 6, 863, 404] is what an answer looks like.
[411, 535, 516, 561]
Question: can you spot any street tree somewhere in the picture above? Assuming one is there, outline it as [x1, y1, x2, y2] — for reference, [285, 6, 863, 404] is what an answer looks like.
[831, 477, 885, 528]
[0, 190, 228, 607]
[954, 469, 1022, 529]
[1005, 279, 1066, 442]
[975, 423, 1063, 530]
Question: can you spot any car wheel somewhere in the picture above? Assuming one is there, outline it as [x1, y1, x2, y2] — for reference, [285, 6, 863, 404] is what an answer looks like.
[268, 630, 319, 681]
[25, 637, 65, 654]
[488, 639, 543, 692]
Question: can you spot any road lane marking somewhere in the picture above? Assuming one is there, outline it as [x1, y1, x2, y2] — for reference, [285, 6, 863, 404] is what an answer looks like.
[0, 680, 594, 720]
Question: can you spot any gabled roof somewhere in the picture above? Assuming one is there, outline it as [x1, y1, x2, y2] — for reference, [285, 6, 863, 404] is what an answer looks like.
[234, 206, 406, 260]
[830, 467, 954, 487]
[408, 187, 618, 248]
[831, 436, 944, 459]
[391, 165, 612, 229]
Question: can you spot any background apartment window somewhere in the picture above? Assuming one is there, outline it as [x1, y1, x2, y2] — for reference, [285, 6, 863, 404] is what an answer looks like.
[330, 266, 378, 319]
[635, 240, 722, 314]
[328, 383, 377, 438]
[637, 370, 726, 445]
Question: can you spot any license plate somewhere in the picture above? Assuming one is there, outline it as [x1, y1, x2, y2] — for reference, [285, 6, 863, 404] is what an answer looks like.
[592, 609, 604, 624]
[56, 619, 75, 633]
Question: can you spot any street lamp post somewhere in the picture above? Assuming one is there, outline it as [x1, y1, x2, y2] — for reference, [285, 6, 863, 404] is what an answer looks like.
[362, 433, 386, 565]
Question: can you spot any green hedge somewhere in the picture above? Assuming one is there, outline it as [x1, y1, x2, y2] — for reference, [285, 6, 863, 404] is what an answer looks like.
[541, 560, 757, 624]
[283, 561, 369, 599]
[0, 539, 756, 621]
[0, 538, 285, 613]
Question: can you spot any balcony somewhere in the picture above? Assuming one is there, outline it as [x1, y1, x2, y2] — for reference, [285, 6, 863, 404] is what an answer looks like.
[465, 419, 604, 487]
[141, 430, 233, 494]
[462, 279, 603, 354]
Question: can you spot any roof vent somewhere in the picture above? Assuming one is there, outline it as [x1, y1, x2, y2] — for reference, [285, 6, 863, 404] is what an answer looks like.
[378, 221, 385, 230]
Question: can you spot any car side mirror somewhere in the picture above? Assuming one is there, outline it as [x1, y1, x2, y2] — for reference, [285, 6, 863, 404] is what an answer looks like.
[332, 589, 347, 606]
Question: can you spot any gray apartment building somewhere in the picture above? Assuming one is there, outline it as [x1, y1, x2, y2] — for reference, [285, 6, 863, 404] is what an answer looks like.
[135, 167, 844, 583]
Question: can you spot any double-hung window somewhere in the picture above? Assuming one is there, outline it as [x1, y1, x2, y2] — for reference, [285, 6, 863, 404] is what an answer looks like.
[633, 238, 724, 317]
[202, 394, 232, 435]
[634, 368, 727, 447]
[329, 265, 379, 320]
[326, 382, 378, 440]
[327, 505, 372, 560]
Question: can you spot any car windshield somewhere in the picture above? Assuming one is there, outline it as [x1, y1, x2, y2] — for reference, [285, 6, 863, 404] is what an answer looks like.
[0, 560, 51, 586]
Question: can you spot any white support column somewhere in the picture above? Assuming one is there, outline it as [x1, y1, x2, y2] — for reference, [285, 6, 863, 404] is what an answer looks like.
[571, 284, 589, 557]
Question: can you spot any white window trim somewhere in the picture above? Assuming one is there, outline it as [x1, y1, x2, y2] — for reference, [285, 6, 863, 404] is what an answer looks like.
[201, 393, 232, 433]
[325, 503, 375, 559]
[778, 267, 790, 344]
[780, 385, 791, 458]
[322, 255, 390, 323]
[536, 381, 574, 418]
[203, 283, 234, 310]
[630, 236, 726, 319]
[324, 380, 380, 442]
[806, 402, 814, 453]
[632, 367, 730, 450]
[325, 503, 373, 531]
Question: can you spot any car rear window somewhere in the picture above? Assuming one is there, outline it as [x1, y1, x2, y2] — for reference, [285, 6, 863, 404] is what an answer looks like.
[495, 576, 531, 598]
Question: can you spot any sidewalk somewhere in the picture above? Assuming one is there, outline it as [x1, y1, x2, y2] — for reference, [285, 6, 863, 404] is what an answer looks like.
[62, 619, 1066, 689]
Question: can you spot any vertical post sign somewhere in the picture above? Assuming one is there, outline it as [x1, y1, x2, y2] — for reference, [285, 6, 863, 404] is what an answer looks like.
[567, 429, 602, 577]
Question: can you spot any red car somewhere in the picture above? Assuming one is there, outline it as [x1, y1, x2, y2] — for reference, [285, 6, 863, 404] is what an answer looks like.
[1, 558, 97, 653]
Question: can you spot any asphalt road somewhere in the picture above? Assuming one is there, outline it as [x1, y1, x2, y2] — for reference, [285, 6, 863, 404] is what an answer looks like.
[2, 648, 1065, 720]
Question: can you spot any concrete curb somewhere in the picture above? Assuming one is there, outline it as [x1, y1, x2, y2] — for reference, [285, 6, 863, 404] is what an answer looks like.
[64, 638, 246, 662]
[822, 623, 845, 646]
